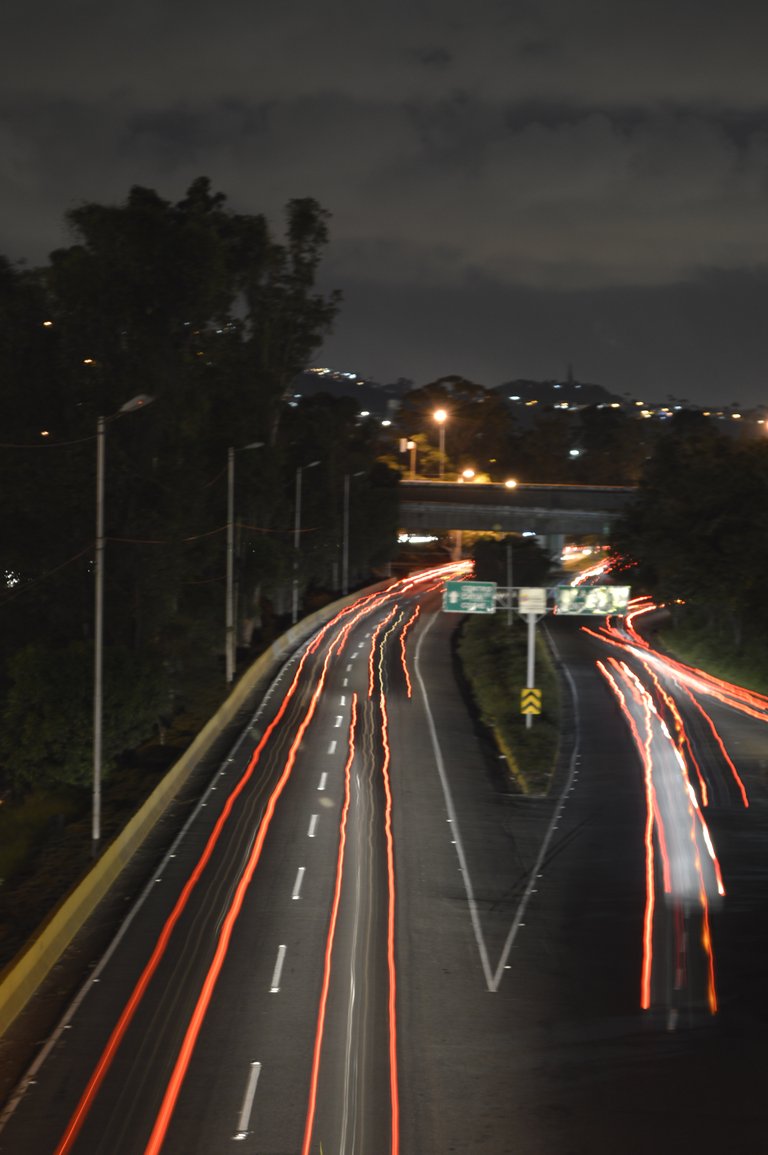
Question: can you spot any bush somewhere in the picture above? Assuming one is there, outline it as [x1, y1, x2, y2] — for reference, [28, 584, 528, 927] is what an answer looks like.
[0, 642, 167, 794]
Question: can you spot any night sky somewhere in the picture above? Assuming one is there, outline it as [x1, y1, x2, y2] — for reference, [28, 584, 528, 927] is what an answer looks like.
[3, 0, 768, 405]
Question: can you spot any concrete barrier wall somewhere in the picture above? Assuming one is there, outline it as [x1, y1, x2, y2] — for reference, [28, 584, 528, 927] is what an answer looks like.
[0, 583, 388, 1037]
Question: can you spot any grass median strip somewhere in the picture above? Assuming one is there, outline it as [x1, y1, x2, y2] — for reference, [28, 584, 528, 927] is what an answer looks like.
[457, 614, 560, 795]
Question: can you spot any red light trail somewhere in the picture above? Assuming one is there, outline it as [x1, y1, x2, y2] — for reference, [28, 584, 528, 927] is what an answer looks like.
[301, 694, 357, 1155]
[590, 595, 747, 1016]
[54, 561, 461, 1153]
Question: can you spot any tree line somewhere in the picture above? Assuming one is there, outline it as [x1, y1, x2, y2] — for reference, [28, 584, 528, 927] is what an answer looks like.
[611, 410, 768, 663]
[0, 178, 398, 795]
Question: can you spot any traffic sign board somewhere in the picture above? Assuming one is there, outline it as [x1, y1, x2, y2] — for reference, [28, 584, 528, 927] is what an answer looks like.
[555, 585, 631, 615]
[443, 580, 497, 614]
[521, 688, 542, 715]
[518, 587, 547, 615]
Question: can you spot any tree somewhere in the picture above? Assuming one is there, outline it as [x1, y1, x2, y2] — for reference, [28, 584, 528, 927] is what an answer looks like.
[0, 179, 344, 791]
[397, 376, 517, 479]
[612, 417, 768, 649]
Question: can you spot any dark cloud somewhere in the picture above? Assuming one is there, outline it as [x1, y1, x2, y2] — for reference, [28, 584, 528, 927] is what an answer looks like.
[1, 0, 768, 402]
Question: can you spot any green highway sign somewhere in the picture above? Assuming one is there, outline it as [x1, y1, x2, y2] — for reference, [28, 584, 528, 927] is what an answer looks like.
[555, 585, 631, 616]
[443, 580, 497, 614]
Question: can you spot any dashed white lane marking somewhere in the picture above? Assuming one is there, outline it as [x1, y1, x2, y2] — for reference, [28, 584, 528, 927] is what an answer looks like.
[233, 1061, 262, 1140]
[270, 945, 287, 992]
[328, 740, 337, 755]
[308, 814, 318, 838]
[292, 867, 306, 900]
[339, 694, 346, 706]
[334, 715, 343, 728]
[318, 772, 328, 791]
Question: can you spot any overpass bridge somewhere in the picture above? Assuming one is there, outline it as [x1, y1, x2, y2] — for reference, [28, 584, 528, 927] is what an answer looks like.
[398, 480, 636, 538]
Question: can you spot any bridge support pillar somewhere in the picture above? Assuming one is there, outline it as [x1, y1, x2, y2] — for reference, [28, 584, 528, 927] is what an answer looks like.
[542, 533, 565, 576]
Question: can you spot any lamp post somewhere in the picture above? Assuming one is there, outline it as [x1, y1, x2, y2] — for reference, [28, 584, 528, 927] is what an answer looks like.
[292, 460, 321, 625]
[342, 471, 365, 596]
[226, 441, 264, 684]
[407, 439, 416, 479]
[93, 393, 154, 855]
[433, 409, 447, 479]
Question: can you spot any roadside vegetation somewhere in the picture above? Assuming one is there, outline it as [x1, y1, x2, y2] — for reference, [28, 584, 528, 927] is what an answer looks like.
[457, 613, 560, 795]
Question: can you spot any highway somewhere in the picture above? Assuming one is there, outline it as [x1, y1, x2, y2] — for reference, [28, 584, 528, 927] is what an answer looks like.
[2, 574, 768, 1153]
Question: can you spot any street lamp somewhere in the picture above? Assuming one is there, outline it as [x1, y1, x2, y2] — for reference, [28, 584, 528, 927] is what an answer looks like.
[342, 471, 365, 596]
[406, 439, 416, 479]
[433, 409, 447, 480]
[93, 393, 154, 855]
[226, 441, 264, 684]
[292, 460, 321, 625]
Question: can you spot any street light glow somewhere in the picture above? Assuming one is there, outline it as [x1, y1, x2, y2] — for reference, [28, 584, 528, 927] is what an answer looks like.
[433, 409, 448, 479]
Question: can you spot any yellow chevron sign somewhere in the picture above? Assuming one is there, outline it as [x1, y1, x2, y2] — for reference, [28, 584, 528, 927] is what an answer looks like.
[521, 687, 542, 715]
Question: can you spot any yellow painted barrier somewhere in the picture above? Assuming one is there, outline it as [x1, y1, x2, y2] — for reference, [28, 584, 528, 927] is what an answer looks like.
[0, 584, 389, 1037]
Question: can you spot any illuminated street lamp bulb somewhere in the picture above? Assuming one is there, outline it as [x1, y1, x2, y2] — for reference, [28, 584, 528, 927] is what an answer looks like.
[504, 478, 518, 489]
[433, 409, 448, 481]
[461, 468, 475, 481]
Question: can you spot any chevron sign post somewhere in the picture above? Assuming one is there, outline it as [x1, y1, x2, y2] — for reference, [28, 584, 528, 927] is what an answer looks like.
[521, 688, 542, 715]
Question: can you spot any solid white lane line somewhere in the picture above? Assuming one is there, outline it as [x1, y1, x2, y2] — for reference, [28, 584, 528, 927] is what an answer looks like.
[233, 1061, 262, 1139]
[292, 867, 306, 900]
[415, 609, 580, 994]
[308, 814, 318, 837]
[318, 772, 328, 791]
[328, 740, 337, 755]
[270, 945, 287, 992]
[488, 634, 581, 989]
[414, 614, 494, 991]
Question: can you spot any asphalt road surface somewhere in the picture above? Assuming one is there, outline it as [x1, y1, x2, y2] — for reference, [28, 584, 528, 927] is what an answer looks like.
[2, 578, 768, 1154]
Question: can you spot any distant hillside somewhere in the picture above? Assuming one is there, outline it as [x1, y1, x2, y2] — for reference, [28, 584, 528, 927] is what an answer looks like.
[292, 368, 412, 418]
[493, 378, 625, 407]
